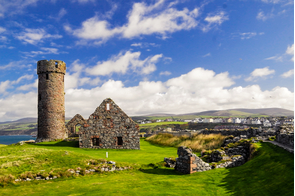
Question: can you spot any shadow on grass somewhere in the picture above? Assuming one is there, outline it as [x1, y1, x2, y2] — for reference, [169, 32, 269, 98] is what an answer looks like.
[139, 167, 182, 176]
[218, 142, 294, 196]
[28, 141, 79, 147]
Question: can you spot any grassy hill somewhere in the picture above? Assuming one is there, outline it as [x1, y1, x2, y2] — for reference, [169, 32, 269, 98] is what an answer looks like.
[0, 139, 293, 195]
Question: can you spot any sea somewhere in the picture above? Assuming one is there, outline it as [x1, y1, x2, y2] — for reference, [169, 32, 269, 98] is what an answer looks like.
[0, 135, 36, 145]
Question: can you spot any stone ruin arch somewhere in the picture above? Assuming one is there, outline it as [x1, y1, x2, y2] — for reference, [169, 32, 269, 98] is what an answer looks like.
[66, 114, 85, 137]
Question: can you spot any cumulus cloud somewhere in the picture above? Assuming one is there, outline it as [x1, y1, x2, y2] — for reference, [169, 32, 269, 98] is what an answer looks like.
[0, 67, 293, 121]
[65, 60, 101, 90]
[16, 28, 62, 45]
[85, 51, 162, 76]
[245, 67, 275, 81]
[281, 69, 294, 78]
[65, 0, 199, 43]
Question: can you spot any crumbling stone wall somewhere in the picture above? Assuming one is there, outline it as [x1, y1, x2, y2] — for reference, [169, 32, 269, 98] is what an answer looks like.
[199, 127, 276, 139]
[66, 114, 85, 137]
[175, 146, 211, 174]
[36, 59, 66, 142]
[276, 125, 294, 148]
[79, 98, 140, 149]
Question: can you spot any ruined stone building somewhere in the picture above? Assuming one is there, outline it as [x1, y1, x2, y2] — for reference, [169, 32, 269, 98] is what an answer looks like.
[36, 59, 67, 142]
[66, 98, 140, 149]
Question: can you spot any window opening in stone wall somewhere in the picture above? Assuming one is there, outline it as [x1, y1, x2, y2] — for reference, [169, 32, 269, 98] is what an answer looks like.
[38, 94, 41, 101]
[106, 103, 110, 110]
[117, 137, 123, 145]
[46, 74, 49, 80]
[92, 138, 100, 146]
[55, 62, 58, 68]
[75, 124, 81, 134]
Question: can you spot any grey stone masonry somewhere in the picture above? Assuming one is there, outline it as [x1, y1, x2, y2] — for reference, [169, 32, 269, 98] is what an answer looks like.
[36, 59, 66, 142]
[175, 146, 211, 174]
[78, 98, 140, 149]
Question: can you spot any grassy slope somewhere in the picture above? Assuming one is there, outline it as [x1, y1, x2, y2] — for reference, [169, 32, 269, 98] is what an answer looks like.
[0, 141, 293, 196]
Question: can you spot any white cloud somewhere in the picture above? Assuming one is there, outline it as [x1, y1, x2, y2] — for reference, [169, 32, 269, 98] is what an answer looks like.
[0, 60, 31, 70]
[160, 71, 171, 76]
[85, 51, 162, 76]
[0, 74, 34, 94]
[245, 67, 275, 81]
[70, 0, 95, 3]
[202, 11, 228, 32]
[256, 11, 273, 21]
[131, 42, 160, 48]
[286, 44, 294, 61]
[0, 0, 39, 17]
[0, 67, 293, 122]
[265, 43, 294, 62]
[17, 79, 38, 91]
[265, 55, 283, 61]
[65, 1, 199, 43]
[22, 47, 67, 57]
[65, 60, 101, 90]
[202, 53, 211, 57]
[50, 8, 67, 21]
[281, 69, 294, 78]
[16, 28, 62, 45]
[0, 27, 6, 33]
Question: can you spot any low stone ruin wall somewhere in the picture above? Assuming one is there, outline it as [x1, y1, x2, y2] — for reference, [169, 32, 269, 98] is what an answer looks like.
[275, 125, 294, 148]
[199, 128, 276, 139]
[167, 136, 252, 174]
[174, 146, 211, 174]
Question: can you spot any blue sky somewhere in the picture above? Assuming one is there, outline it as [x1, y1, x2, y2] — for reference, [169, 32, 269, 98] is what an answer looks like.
[0, 0, 294, 122]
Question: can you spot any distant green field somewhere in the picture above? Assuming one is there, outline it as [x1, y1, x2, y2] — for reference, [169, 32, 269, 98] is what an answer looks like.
[0, 140, 293, 196]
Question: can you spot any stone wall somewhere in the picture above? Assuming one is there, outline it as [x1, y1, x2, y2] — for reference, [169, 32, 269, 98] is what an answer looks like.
[36, 59, 66, 142]
[199, 127, 276, 139]
[275, 125, 294, 148]
[66, 114, 85, 137]
[175, 146, 211, 174]
[79, 98, 140, 149]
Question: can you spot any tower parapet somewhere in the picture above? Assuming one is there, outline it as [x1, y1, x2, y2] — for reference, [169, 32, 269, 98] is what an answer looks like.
[36, 59, 67, 142]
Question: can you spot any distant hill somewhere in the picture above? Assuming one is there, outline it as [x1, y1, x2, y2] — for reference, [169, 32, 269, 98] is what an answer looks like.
[189, 108, 294, 117]
[133, 108, 294, 120]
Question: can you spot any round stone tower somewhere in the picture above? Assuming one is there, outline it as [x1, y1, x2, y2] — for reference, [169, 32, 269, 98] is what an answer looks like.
[36, 59, 66, 142]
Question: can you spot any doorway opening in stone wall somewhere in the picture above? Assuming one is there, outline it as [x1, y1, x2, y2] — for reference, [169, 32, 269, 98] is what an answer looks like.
[117, 137, 123, 146]
[75, 124, 81, 134]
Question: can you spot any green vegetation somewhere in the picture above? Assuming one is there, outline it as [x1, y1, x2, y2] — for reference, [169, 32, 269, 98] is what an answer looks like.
[0, 140, 293, 196]
[146, 133, 227, 152]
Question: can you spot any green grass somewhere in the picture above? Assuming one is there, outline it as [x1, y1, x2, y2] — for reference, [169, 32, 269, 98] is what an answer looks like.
[0, 140, 293, 195]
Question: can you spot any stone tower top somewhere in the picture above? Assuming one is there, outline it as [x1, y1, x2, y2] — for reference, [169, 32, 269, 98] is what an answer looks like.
[37, 59, 66, 75]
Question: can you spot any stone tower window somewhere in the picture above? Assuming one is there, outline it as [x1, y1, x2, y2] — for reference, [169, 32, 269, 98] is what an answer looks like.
[106, 103, 110, 111]
[46, 74, 49, 80]
[55, 62, 58, 68]
[117, 137, 123, 145]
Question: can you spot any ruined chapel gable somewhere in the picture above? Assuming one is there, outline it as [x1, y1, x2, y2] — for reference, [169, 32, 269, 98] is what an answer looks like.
[79, 98, 140, 149]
